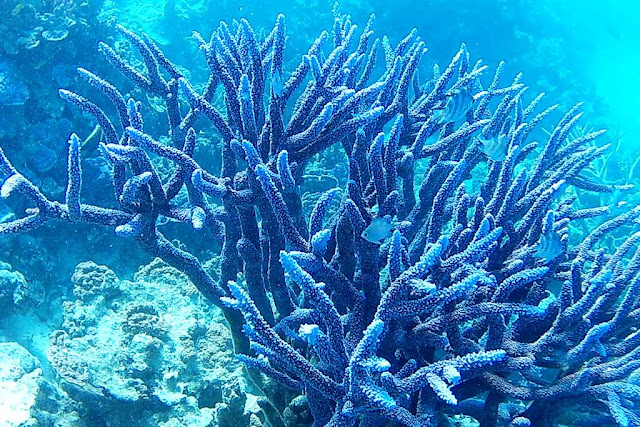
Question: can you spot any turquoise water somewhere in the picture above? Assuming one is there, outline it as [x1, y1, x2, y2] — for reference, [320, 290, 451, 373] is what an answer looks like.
[103, 0, 640, 166]
[1, 0, 639, 425]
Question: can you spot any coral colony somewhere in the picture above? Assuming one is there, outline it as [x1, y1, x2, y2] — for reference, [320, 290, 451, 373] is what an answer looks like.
[1, 8, 640, 427]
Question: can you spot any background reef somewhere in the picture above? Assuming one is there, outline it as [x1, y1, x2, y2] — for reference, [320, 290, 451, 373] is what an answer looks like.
[1, 0, 640, 426]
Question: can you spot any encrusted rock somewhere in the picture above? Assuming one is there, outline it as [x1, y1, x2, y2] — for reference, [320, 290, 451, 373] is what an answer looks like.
[0, 342, 43, 427]
[71, 261, 120, 301]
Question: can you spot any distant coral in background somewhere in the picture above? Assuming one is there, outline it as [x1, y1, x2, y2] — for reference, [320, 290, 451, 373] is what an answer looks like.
[1, 0, 105, 53]
[0, 261, 43, 315]
[1, 3, 640, 427]
[0, 58, 29, 106]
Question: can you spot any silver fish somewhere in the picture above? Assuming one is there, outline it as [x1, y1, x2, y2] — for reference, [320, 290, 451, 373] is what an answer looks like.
[479, 133, 508, 162]
[435, 88, 474, 124]
[361, 216, 395, 244]
[271, 72, 283, 97]
[534, 231, 563, 264]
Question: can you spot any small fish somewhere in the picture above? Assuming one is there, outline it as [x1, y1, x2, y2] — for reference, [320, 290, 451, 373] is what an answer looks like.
[434, 88, 474, 124]
[361, 215, 395, 244]
[12, 3, 24, 16]
[534, 231, 563, 264]
[271, 72, 283, 97]
[479, 133, 508, 162]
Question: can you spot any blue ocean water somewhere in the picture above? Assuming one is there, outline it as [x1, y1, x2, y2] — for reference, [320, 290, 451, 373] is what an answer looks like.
[1, 0, 639, 425]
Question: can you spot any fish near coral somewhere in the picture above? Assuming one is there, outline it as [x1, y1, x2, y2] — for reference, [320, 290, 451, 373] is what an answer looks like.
[479, 133, 509, 161]
[534, 231, 563, 264]
[434, 88, 474, 124]
[362, 215, 396, 244]
[271, 72, 283, 97]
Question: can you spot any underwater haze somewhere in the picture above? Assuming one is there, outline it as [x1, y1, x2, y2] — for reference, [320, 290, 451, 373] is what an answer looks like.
[1, 0, 640, 425]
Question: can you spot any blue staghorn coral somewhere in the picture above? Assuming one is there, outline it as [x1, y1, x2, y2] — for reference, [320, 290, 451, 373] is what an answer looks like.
[1, 6, 639, 426]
